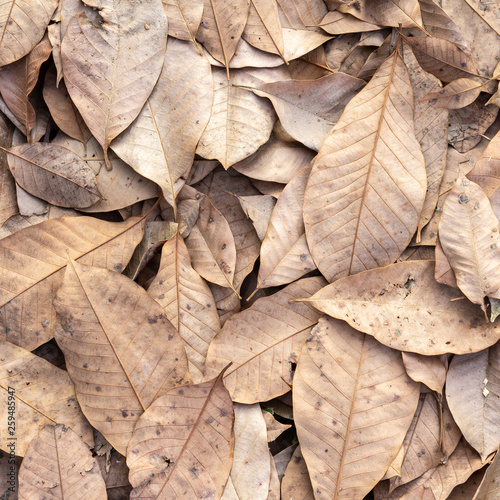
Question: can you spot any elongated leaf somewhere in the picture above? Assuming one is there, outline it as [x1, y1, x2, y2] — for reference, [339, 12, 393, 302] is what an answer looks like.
[0, 340, 93, 457]
[61, 0, 167, 168]
[439, 173, 500, 309]
[196, 0, 250, 74]
[204, 277, 326, 403]
[253, 72, 365, 151]
[148, 232, 221, 383]
[258, 166, 316, 288]
[319, 11, 382, 35]
[402, 352, 448, 394]
[423, 78, 485, 109]
[112, 39, 213, 211]
[54, 260, 189, 455]
[303, 47, 427, 282]
[6, 143, 101, 208]
[304, 260, 500, 355]
[0, 215, 145, 350]
[0, 113, 17, 227]
[468, 128, 500, 197]
[473, 450, 500, 499]
[18, 424, 107, 499]
[276, 0, 327, 29]
[293, 316, 420, 499]
[163, 0, 203, 44]
[446, 342, 500, 461]
[0, 0, 58, 67]
[127, 368, 234, 499]
[0, 34, 51, 137]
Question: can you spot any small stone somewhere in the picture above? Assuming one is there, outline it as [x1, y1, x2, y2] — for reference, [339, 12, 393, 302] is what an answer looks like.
[458, 193, 469, 204]
[462, 178, 470, 186]
[474, 202, 480, 210]
[483, 387, 490, 397]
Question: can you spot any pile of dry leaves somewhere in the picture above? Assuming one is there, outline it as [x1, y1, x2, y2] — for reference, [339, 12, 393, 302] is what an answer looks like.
[1, 0, 500, 498]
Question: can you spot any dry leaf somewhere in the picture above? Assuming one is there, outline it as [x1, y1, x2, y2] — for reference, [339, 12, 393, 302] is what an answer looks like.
[293, 316, 420, 499]
[18, 424, 107, 499]
[237, 194, 276, 241]
[127, 368, 234, 499]
[148, 232, 221, 383]
[0, 113, 17, 227]
[402, 352, 448, 394]
[473, 450, 500, 499]
[422, 78, 486, 109]
[163, 0, 203, 44]
[262, 410, 291, 442]
[304, 260, 500, 355]
[204, 277, 326, 403]
[53, 260, 189, 455]
[61, 0, 168, 168]
[446, 342, 500, 461]
[281, 445, 314, 500]
[303, 46, 427, 282]
[468, 128, 500, 197]
[319, 11, 382, 35]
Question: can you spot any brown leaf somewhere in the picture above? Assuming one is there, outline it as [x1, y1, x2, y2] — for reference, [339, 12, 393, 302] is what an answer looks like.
[277, 0, 327, 29]
[438, 173, 500, 309]
[468, 128, 500, 197]
[54, 260, 189, 455]
[402, 352, 448, 393]
[422, 78, 486, 109]
[473, 450, 500, 499]
[0, 214, 145, 350]
[304, 260, 500, 355]
[0, 34, 52, 138]
[196, 0, 250, 75]
[446, 342, 500, 461]
[293, 316, 420, 499]
[5, 143, 102, 208]
[148, 232, 221, 383]
[281, 446, 314, 500]
[204, 277, 326, 403]
[262, 409, 291, 442]
[258, 166, 317, 288]
[61, 0, 168, 168]
[111, 39, 213, 211]
[0, 113, 17, 227]
[237, 194, 276, 241]
[253, 72, 365, 151]
[18, 424, 107, 499]
[319, 11, 382, 35]
[0, 340, 94, 457]
[303, 46, 427, 282]
[163, 0, 203, 45]
[0, 0, 58, 67]
[127, 369, 234, 499]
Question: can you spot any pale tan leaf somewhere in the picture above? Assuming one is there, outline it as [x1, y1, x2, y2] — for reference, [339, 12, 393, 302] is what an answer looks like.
[304, 260, 500, 355]
[61, 0, 168, 167]
[54, 260, 189, 455]
[238, 194, 276, 241]
[0, 0, 58, 67]
[185, 195, 237, 289]
[389, 392, 462, 491]
[163, 0, 203, 44]
[196, 0, 250, 72]
[268, 452, 280, 500]
[397, 245, 436, 262]
[253, 72, 365, 151]
[148, 232, 221, 383]
[251, 179, 285, 198]
[277, 0, 327, 29]
[491, 297, 500, 323]
[204, 277, 326, 403]
[274, 444, 297, 481]
[288, 45, 331, 81]
[282, 27, 332, 62]
[438, 174, 500, 308]
[262, 410, 291, 442]
[5, 143, 101, 208]
[468, 128, 500, 197]
[111, 39, 213, 211]
[0, 113, 17, 227]
[127, 369, 234, 499]
[383, 445, 406, 481]
[0, 34, 51, 137]
[47, 23, 62, 84]
[422, 78, 485, 109]
[0, 214, 145, 350]
[446, 343, 500, 461]
[0, 340, 94, 457]
[319, 11, 382, 35]
[303, 48, 427, 282]
[473, 450, 500, 499]
[448, 469, 487, 499]
[42, 65, 91, 145]
[281, 446, 314, 500]
[196, 67, 280, 169]
[18, 424, 106, 500]
[402, 352, 447, 393]
[293, 316, 420, 499]
[230, 403, 271, 500]
[232, 133, 315, 184]
[258, 166, 317, 289]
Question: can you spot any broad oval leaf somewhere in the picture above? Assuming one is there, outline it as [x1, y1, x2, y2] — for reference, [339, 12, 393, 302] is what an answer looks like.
[0, 215, 145, 350]
[304, 260, 500, 355]
[303, 47, 427, 282]
[446, 342, 500, 461]
[148, 232, 221, 383]
[293, 316, 420, 499]
[0, 0, 58, 67]
[0, 340, 94, 457]
[127, 368, 234, 499]
[204, 276, 326, 403]
[61, 0, 168, 168]
[18, 424, 107, 499]
[6, 143, 101, 208]
[54, 260, 189, 456]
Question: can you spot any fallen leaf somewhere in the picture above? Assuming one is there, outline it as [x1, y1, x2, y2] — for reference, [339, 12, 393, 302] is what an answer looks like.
[422, 78, 486, 109]
[473, 449, 500, 499]
[262, 409, 291, 442]
[276, 0, 327, 29]
[304, 260, 500, 355]
[293, 316, 420, 499]
[237, 194, 276, 240]
[127, 368, 234, 499]
[18, 424, 107, 499]
[468, 128, 500, 197]
[163, 0, 203, 45]
[319, 11, 382, 35]
[281, 446, 314, 500]
[0, 113, 17, 227]
[402, 352, 448, 394]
